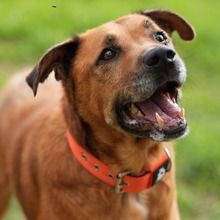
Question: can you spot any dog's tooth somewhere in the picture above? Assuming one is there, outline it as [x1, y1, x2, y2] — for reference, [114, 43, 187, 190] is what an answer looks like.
[165, 92, 171, 100]
[155, 112, 164, 127]
[131, 103, 139, 114]
[130, 103, 145, 117]
[179, 108, 185, 118]
[137, 109, 145, 117]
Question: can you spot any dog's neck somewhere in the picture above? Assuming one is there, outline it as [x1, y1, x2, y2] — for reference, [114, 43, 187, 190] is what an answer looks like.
[85, 129, 165, 176]
[63, 99, 165, 176]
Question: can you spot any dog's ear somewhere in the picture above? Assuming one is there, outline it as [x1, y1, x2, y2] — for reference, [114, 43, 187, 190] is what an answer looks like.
[26, 36, 80, 96]
[141, 10, 195, 41]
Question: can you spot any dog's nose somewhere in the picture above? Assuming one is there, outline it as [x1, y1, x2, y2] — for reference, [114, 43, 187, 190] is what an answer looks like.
[144, 46, 176, 68]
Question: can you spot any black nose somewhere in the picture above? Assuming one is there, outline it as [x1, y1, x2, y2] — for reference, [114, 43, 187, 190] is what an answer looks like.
[144, 46, 176, 68]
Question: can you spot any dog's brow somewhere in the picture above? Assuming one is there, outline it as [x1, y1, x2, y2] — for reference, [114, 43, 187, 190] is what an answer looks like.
[144, 19, 153, 29]
[103, 34, 117, 46]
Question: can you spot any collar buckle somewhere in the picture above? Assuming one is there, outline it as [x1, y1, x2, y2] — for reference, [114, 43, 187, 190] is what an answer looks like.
[115, 170, 131, 193]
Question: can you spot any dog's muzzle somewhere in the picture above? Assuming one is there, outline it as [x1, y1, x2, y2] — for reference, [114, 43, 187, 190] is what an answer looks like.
[115, 46, 188, 142]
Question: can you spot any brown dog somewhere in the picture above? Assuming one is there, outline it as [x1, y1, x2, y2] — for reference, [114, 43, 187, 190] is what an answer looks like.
[0, 10, 195, 220]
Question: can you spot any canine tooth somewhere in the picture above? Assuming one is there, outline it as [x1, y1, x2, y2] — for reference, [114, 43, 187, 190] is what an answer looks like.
[131, 103, 139, 114]
[179, 108, 185, 118]
[155, 112, 164, 127]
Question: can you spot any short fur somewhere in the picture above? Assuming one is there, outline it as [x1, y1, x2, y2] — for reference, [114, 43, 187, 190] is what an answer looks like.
[0, 10, 194, 220]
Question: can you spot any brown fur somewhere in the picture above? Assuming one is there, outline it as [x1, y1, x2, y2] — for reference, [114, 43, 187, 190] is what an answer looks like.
[0, 10, 194, 220]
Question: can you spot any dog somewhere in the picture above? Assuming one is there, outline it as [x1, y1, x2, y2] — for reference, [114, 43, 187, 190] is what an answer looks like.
[0, 9, 195, 220]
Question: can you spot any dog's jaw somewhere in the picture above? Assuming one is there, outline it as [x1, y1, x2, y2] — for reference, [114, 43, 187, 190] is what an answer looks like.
[149, 125, 189, 142]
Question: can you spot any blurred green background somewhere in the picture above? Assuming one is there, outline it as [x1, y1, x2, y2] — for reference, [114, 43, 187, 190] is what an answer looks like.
[0, 0, 219, 219]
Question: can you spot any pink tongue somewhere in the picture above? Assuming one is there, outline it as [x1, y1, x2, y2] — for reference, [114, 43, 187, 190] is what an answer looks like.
[136, 91, 181, 122]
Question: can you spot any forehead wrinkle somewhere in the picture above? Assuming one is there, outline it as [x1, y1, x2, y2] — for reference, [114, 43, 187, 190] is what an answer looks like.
[144, 19, 154, 29]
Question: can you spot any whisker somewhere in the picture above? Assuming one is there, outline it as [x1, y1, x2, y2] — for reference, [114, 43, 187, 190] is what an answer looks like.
[182, 53, 196, 61]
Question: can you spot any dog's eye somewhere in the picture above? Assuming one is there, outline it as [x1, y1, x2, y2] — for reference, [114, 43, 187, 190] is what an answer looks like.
[154, 32, 168, 43]
[103, 49, 116, 60]
[98, 48, 118, 63]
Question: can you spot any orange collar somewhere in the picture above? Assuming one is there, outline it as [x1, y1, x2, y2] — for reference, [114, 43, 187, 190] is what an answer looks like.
[66, 129, 171, 193]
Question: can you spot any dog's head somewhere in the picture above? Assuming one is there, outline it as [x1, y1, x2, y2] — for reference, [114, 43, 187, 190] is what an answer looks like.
[27, 10, 195, 142]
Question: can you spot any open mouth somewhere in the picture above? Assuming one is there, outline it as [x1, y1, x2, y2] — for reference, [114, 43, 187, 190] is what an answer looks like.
[117, 81, 188, 141]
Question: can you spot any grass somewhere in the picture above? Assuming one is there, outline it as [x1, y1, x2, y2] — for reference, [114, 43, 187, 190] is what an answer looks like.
[1, 0, 220, 219]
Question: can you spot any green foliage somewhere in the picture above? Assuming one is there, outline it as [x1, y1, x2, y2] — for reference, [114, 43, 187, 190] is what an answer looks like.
[1, 0, 219, 219]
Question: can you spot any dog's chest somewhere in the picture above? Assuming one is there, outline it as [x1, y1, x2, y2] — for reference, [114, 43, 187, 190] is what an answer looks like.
[122, 195, 148, 220]
[101, 192, 149, 220]
[71, 185, 149, 219]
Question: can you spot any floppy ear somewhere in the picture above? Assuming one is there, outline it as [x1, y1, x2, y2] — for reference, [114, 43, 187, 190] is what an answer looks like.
[26, 36, 80, 96]
[140, 10, 195, 41]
